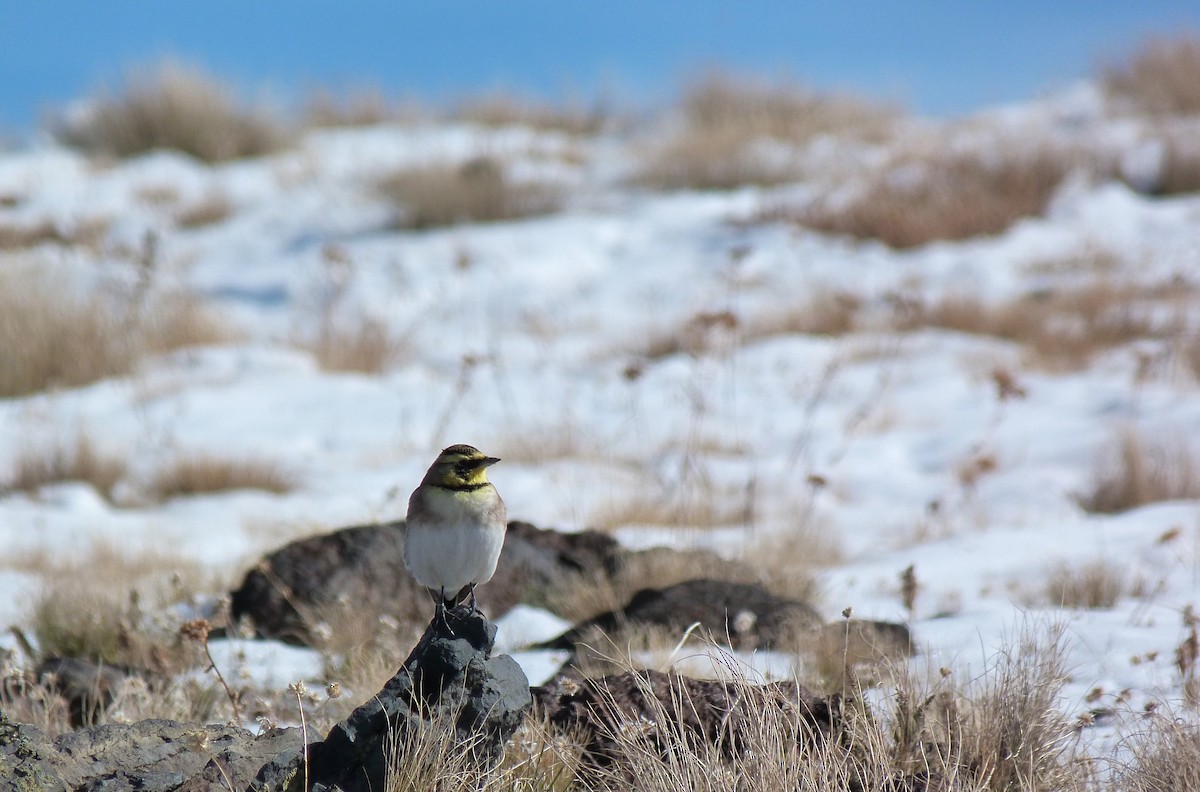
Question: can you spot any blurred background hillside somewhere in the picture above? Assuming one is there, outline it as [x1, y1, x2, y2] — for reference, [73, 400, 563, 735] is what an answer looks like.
[4, 0, 1200, 132]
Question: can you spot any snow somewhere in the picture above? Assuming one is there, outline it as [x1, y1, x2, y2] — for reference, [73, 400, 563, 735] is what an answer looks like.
[2, 83, 1199, 751]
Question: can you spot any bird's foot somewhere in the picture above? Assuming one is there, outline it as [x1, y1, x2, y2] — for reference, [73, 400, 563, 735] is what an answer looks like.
[435, 591, 455, 636]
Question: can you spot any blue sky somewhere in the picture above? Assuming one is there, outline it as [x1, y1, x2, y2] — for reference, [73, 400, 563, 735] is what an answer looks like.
[3, 2, 1199, 130]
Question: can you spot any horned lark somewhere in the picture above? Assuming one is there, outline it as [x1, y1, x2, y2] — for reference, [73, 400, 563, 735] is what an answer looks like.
[404, 444, 507, 626]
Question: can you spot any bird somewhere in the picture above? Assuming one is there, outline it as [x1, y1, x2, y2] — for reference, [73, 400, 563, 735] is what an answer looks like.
[404, 444, 507, 628]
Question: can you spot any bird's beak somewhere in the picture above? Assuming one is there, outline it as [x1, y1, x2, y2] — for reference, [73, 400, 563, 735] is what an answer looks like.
[478, 456, 501, 468]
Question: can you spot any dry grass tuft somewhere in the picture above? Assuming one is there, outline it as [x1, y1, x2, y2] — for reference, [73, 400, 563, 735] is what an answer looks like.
[1042, 559, 1126, 609]
[2, 432, 127, 502]
[174, 192, 234, 228]
[53, 59, 288, 162]
[1, 543, 238, 733]
[0, 217, 109, 252]
[0, 266, 229, 397]
[306, 318, 407, 374]
[453, 90, 610, 135]
[297, 246, 409, 373]
[381, 705, 580, 792]
[147, 453, 297, 501]
[586, 488, 747, 533]
[892, 278, 1178, 370]
[377, 156, 563, 229]
[895, 623, 1087, 792]
[17, 541, 212, 669]
[304, 86, 419, 128]
[760, 147, 1070, 248]
[631, 292, 862, 362]
[636, 71, 898, 191]
[1149, 130, 1200, 195]
[1182, 329, 1200, 383]
[743, 290, 864, 341]
[1115, 712, 1200, 792]
[1104, 33, 1200, 117]
[1077, 428, 1200, 514]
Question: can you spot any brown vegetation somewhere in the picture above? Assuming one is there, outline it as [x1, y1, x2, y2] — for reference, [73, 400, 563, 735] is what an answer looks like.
[1116, 713, 1200, 792]
[2, 432, 127, 502]
[174, 192, 234, 228]
[0, 267, 228, 397]
[636, 71, 898, 191]
[1104, 33, 1200, 117]
[306, 318, 407, 374]
[760, 147, 1071, 248]
[453, 90, 610, 135]
[147, 453, 297, 501]
[377, 156, 563, 229]
[1042, 559, 1126, 609]
[53, 59, 288, 162]
[0, 217, 109, 252]
[304, 87, 416, 128]
[891, 278, 1180, 370]
[1077, 428, 1200, 514]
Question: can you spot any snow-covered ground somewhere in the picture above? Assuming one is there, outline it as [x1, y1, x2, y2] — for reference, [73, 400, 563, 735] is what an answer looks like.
[1, 82, 1198, 752]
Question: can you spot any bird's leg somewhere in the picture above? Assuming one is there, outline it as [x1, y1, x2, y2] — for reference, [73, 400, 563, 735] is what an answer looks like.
[467, 584, 478, 614]
[436, 586, 454, 635]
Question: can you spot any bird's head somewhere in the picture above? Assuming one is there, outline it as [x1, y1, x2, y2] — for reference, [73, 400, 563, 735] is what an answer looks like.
[424, 444, 500, 488]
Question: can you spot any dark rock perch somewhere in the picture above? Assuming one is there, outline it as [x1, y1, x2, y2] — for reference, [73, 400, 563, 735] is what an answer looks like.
[252, 608, 532, 792]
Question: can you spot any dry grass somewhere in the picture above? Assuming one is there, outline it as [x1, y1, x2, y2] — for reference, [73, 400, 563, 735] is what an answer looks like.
[296, 245, 409, 373]
[382, 707, 580, 792]
[2, 432, 127, 502]
[1, 543, 241, 734]
[1182, 329, 1200, 383]
[1104, 33, 1200, 117]
[634, 293, 862, 362]
[453, 90, 610, 135]
[586, 487, 747, 533]
[16, 542, 211, 670]
[743, 521, 841, 604]
[901, 623, 1087, 792]
[1042, 560, 1127, 609]
[891, 278, 1179, 370]
[1077, 428, 1200, 514]
[1115, 713, 1200, 792]
[760, 147, 1070, 248]
[0, 217, 109, 252]
[0, 266, 229, 397]
[146, 453, 297, 501]
[306, 318, 407, 374]
[377, 156, 563, 229]
[635, 71, 898, 191]
[304, 87, 420, 128]
[542, 623, 1088, 791]
[52, 59, 288, 162]
[742, 290, 864, 341]
[1151, 130, 1200, 195]
[174, 192, 234, 228]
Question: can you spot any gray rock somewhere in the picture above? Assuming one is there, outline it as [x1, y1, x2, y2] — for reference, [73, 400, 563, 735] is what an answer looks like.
[538, 577, 824, 652]
[0, 709, 300, 792]
[251, 607, 532, 792]
[230, 520, 425, 646]
[36, 656, 129, 728]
